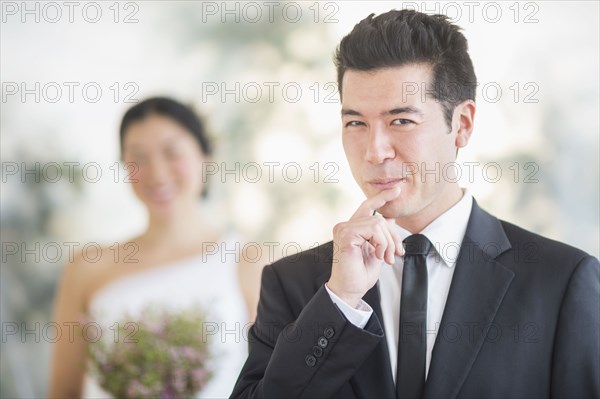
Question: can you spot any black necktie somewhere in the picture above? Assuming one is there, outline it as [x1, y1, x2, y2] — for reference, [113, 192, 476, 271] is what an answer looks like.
[396, 234, 432, 399]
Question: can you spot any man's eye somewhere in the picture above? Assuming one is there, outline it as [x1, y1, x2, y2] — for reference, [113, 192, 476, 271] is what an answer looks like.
[345, 120, 365, 127]
[391, 119, 414, 126]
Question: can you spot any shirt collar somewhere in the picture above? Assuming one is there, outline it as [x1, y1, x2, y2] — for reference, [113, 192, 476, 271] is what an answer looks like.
[394, 188, 473, 268]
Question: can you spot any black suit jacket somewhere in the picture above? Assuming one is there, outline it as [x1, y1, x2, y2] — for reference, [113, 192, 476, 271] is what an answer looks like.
[231, 201, 600, 398]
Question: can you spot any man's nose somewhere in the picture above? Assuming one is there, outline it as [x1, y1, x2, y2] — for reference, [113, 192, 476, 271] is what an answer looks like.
[365, 125, 395, 164]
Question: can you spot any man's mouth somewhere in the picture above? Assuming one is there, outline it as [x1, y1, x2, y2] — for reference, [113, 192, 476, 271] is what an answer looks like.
[367, 177, 407, 190]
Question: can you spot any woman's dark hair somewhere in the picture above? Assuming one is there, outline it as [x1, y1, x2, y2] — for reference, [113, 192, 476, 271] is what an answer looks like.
[334, 9, 477, 129]
[119, 97, 212, 157]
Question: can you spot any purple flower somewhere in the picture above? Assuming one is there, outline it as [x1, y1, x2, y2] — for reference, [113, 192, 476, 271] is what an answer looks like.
[161, 386, 175, 399]
[171, 367, 187, 393]
[192, 367, 208, 384]
[127, 380, 153, 397]
[180, 346, 196, 361]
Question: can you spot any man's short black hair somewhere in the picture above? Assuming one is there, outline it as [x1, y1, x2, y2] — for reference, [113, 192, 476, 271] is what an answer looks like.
[334, 9, 477, 128]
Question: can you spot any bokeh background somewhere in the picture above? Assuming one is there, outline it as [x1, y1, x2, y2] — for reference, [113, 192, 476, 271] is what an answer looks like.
[1, 1, 598, 396]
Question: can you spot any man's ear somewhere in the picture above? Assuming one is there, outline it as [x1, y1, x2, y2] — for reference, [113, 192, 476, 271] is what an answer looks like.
[453, 100, 476, 149]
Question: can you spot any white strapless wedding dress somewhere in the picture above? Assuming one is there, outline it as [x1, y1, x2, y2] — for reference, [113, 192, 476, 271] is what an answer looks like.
[82, 235, 249, 398]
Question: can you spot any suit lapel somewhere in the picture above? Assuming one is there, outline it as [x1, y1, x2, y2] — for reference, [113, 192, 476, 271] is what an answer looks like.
[315, 273, 396, 399]
[424, 201, 515, 399]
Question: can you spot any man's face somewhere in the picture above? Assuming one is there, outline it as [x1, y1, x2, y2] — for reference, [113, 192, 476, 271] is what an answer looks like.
[341, 64, 472, 224]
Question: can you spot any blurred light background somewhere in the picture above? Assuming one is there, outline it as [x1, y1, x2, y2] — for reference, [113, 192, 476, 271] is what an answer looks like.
[1, 1, 598, 397]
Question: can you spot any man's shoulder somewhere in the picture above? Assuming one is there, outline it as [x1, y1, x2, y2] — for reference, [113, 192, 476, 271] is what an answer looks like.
[469, 200, 596, 267]
[498, 218, 597, 268]
[270, 240, 334, 272]
[265, 241, 334, 285]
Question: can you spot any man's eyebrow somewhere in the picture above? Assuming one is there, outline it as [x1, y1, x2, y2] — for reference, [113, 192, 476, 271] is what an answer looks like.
[341, 108, 362, 116]
[387, 106, 424, 117]
[341, 106, 424, 117]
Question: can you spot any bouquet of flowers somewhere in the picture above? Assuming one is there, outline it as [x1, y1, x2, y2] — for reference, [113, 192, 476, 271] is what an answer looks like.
[87, 305, 213, 398]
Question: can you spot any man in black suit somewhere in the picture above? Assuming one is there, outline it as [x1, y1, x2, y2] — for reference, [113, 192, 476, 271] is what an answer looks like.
[231, 9, 599, 399]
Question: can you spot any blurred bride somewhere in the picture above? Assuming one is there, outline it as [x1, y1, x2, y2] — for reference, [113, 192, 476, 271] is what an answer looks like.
[49, 97, 262, 398]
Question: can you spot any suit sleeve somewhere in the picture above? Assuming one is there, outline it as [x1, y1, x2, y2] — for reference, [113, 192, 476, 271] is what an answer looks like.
[230, 264, 384, 399]
[551, 255, 600, 398]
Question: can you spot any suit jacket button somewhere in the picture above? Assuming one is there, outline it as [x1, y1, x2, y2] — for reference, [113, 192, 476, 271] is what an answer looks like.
[312, 345, 324, 357]
[318, 336, 328, 348]
[324, 327, 335, 339]
[305, 354, 317, 367]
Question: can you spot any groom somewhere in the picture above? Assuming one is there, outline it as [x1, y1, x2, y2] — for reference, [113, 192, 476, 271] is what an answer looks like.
[231, 9, 599, 399]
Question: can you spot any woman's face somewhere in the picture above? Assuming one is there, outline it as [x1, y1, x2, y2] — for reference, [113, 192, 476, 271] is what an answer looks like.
[122, 114, 206, 218]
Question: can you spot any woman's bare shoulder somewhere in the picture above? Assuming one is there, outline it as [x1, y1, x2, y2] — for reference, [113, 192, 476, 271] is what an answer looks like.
[62, 236, 144, 307]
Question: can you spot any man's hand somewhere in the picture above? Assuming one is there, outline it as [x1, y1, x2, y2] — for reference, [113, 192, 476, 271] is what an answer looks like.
[327, 187, 404, 308]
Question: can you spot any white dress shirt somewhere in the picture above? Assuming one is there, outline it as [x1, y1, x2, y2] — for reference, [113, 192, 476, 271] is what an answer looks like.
[326, 189, 473, 382]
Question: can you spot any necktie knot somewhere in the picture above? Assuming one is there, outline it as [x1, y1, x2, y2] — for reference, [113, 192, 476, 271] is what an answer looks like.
[403, 234, 432, 256]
